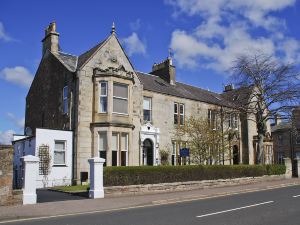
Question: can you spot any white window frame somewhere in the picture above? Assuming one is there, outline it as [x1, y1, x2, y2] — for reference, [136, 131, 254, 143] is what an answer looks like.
[98, 132, 107, 160]
[172, 141, 177, 166]
[63, 86, 68, 114]
[112, 132, 119, 166]
[229, 113, 238, 129]
[54, 140, 66, 165]
[179, 103, 185, 125]
[208, 109, 217, 130]
[174, 103, 178, 125]
[143, 97, 152, 122]
[113, 83, 129, 115]
[121, 133, 129, 166]
[99, 81, 108, 113]
[233, 113, 238, 129]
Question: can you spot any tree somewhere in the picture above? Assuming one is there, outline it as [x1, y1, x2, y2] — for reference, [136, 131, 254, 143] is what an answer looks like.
[231, 53, 300, 164]
[174, 116, 232, 165]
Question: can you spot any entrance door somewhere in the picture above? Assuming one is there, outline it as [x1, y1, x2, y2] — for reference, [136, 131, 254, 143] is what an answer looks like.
[143, 139, 153, 166]
[233, 145, 239, 164]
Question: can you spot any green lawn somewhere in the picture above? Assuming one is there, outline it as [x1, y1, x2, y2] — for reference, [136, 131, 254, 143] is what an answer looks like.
[50, 184, 89, 193]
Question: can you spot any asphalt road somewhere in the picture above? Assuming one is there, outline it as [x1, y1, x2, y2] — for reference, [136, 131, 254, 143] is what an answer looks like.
[37, 189, 87, 203]
[5, 185, 300, 225]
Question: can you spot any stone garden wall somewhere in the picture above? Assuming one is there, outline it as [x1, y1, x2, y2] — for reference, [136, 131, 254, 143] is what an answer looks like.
[0, 145, 22, 206]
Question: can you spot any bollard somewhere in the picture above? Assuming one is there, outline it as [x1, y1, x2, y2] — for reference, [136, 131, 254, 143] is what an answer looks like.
[88, 157, 105, 199]
[284, 158, 292, 179]
[22, 155, 39, 205]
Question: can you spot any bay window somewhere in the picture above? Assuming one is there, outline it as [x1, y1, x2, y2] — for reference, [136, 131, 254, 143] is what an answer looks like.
[121, 133, 128, 166]
[112, 133, 119, 166]
[99, 132, 107, 166]
[113, 83, 128, 114]
[99, 82, 108, 113]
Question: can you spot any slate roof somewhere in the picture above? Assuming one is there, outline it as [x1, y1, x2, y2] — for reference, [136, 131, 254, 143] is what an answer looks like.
[136, 72, 235, 108]
[221, 85, 253, 107]
[52, 51, 78, 72]
[77, 41, 105, 69]
[271, 122, 292, 132]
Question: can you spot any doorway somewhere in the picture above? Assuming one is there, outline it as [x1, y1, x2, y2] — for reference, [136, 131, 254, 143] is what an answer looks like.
[143, 139, 153, 166]
[233, 145, 239, 164]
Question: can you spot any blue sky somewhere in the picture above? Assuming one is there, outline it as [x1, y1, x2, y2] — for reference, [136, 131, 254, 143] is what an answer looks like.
[1, 0, 300, 144]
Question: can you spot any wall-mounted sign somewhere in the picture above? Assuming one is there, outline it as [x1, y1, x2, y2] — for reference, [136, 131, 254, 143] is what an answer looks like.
[180, 148, 189, 157]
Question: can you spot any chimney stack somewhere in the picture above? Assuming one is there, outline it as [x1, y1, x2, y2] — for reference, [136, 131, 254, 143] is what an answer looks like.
[150, 57, 176, 85]
[274, 114, 282, 125]
[224, 84, 234, 92]
[42, 21, 59, 55]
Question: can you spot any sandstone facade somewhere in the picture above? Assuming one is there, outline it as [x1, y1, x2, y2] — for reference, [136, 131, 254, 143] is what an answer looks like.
[25, 22, 273, 184]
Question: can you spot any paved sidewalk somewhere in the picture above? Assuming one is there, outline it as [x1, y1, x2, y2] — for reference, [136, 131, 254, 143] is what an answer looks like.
[1, 178, 300, 223]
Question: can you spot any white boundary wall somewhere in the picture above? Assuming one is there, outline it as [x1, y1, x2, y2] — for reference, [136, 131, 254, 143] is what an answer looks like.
[13, 128, 73, 188]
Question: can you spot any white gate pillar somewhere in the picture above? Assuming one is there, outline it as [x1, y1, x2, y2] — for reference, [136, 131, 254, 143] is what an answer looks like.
[22, 155, 39, 205]
[88, 157, 105, 199]
[284, 158, 292, 179]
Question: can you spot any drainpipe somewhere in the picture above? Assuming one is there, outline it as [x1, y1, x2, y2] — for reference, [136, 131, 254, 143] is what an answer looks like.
[71, 72, 78, 185]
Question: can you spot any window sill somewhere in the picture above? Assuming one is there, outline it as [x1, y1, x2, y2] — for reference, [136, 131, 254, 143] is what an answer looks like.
[113, 112, 129, 117]
[53, 164, 67, 167]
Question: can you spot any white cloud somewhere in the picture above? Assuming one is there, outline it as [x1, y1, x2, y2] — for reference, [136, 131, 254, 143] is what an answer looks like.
[122, 32, 146, 56]
[0, 22, 13, 42]
[0, 66, 33, 87]
[0, 130, 15, 145]
[166, 0, 299, 72]
[7, 112, 25, 130]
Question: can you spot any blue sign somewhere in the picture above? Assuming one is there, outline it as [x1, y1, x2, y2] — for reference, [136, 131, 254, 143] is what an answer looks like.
[180, 148, 190, 157]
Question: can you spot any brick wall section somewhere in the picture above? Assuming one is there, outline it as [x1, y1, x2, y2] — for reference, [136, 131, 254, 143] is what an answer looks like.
[0, 145, 21, 206]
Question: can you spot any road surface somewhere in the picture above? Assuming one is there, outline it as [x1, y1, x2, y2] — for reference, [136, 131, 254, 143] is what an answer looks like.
[3, 185, 300, 225]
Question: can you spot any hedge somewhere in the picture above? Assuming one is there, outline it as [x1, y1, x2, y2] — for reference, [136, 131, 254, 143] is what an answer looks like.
[103, 164, 286, 186]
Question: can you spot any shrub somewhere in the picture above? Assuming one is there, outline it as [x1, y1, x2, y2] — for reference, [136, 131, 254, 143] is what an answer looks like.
[265, 164, 286, 175]
[103, 164, 285, 187]
[160, 149, 170, 166]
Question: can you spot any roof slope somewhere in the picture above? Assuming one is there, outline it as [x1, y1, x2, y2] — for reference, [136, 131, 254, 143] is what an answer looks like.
[52, 51, 78, 72]
[136, 72, 235, 107]
[77, 40, 105, 69]
[221, 86, 253, 107]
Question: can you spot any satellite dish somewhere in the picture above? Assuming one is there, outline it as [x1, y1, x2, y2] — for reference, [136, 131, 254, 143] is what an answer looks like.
[25, 127, 32, 136]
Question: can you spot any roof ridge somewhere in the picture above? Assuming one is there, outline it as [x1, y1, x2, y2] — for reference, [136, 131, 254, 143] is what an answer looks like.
[57, 51, 78, 57]
[176, 81, 222, 96]
[135, 71, 160, 78]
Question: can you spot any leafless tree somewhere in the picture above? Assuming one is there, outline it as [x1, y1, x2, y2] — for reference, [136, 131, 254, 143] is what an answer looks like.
[231, 53, 300, 164]
[174, 116, 232, 165]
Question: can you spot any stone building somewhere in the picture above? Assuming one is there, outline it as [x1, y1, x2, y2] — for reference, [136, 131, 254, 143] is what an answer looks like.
[24, 22, 273, 184]
[272, 107, 300, 164]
